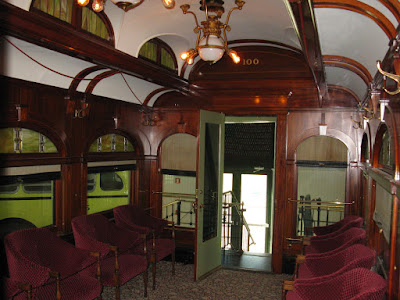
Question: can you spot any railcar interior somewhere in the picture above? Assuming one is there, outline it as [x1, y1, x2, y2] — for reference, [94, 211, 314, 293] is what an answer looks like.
[0, 0, 400, 299]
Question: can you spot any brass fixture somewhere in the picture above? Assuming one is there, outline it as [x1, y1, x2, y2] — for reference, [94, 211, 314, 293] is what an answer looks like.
[180, 0, 245, 65]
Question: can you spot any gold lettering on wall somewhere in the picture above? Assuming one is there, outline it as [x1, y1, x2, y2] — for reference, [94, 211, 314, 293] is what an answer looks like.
[243, 58, 260, 65]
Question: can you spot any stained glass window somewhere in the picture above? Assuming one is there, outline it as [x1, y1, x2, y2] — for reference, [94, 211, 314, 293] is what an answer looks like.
[0, 128, 58, 154]
[89, 134, 135, 153]
[32, 0, 112, 42]
[138, 38, 177, 73]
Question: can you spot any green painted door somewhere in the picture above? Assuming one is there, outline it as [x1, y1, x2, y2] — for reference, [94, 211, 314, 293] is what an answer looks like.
[195, 110, 225, 280]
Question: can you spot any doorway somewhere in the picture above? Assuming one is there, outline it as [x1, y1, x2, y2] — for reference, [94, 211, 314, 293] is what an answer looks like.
[221, 116, 276, 272]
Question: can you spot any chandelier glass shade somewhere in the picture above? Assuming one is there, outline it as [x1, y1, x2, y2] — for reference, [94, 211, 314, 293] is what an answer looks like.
[180, 0, 245, 65]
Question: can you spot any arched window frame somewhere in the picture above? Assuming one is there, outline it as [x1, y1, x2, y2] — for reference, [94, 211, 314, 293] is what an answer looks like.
[30, 0, 115, 46]
[138, 38, 178, 74]
[373, 123, 395, 173]
[360, 132, 370, 163]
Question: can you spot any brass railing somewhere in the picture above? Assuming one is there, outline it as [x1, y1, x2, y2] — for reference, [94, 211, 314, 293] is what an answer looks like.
[289, 197, 354, 236]
[153, 191, 196, 227]
[222, 191, 255, 252]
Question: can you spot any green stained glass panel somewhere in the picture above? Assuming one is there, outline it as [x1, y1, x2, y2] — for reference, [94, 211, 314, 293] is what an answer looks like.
[89, 134, 135, 152]
[0, 128, 14, 153]
[161, 48, 175, 70]
[44, 138, 58, 153]
[0, 128, 57, 154]
[115, 135, 125, 152]
[21, 129, 40, 153]
[126, 141, 135, 152]
[81, 7, 109, 41]
[139, 42, 157, 62]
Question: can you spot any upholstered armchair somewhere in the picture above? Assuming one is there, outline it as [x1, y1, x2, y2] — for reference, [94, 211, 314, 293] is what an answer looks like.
[71, 214, 148, 299]
[294, 244, 375, 280]
[4, 228, 102, 299]
[312, 215, 364, 236]
[304, 227, 366, 256]
[283, 268, 387, 300]
[113, 204, 175, 290]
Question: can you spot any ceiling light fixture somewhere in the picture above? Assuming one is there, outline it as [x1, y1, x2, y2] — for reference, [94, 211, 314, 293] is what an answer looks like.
[180, 0, 245, 65]
[77, 0, 175, 13]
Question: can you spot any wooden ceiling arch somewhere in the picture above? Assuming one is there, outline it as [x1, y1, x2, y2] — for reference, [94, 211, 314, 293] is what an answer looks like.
[323, 55, 373, 86]
[314, 0, 397, 39]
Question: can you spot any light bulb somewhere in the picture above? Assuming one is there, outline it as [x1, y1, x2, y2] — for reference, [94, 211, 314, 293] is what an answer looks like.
[228, 50, 240, 64]
[162, 0, 175, 9]
[77, 0, 90, 6]
[92, 0, 104, 12]
[181, 52, 189, 60]
[188, 57, 194, 65]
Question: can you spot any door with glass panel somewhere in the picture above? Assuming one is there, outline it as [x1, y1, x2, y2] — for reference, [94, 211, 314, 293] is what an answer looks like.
[195, 110, 225, 280]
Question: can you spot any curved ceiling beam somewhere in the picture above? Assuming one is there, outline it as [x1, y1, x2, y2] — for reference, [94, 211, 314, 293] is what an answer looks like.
[378, 0, 400, 24]
[328, 84, 361, 105]
[323, 55, 373, 86]
[314, 0, 397, 39]
[143, 87, 171, 106]
[68, 65, 107, 95]
[85, 70, 119, 94]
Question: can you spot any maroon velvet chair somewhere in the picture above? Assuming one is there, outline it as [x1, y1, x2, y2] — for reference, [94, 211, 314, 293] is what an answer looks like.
[304, 227, 366, 256]
[285, 268, 387, 300]
[295, 244, 375, 279]
[4, 228, 102, 299]
[312, 215, 363, 236]
[113, 204, 175, 289]
[71, 214, 148, 299]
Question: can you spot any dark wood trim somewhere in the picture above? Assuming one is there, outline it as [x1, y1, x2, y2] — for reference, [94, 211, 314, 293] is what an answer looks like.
[323, 55, 373, 86]
[378, 0, 400, 23]
[288, 0, 327, 106]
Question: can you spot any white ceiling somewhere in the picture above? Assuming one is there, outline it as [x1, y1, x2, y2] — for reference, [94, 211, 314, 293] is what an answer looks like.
[3, 0, 398, 106]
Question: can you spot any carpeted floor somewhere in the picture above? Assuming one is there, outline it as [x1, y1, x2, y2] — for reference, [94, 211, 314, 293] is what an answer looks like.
[101, 261, 292, 300]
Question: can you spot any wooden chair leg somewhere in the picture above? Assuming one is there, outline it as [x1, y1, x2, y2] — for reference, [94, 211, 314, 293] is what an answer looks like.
[143, 268, 148, 297]
[151, 252, 157, 290]
[172, 251, 175, 275]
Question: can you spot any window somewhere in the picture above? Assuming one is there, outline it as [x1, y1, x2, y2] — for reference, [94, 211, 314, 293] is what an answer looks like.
[31, 0, 113, 43]
[378, 126, 394, 169]
[89, 134, 135, 153]
[87, 170, 130, 214]
[0, 178, 55, 228]
[139, 38, 177, 73]
[0, 128, 58, 154]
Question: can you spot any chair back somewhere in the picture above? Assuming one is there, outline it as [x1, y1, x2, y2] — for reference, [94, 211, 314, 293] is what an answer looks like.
[114, 204, 167, 235]
[305, 227, 366, 255]
[5, 228, 64, 286]
[313, 215, 363, 236]
[299, 244, 375, 279]
[72, 214, 141, 256]
[288, 268, 387, 300]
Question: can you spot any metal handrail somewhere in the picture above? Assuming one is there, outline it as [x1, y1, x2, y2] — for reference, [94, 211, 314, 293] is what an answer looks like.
[222, 191, 255, 249]
[153, 191, 196, 198]
[162, 198, 195, 208]
[288, 198, 355, 205]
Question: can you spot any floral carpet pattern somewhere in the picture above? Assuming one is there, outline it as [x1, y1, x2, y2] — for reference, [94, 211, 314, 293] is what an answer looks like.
[102, 261, 292, 300]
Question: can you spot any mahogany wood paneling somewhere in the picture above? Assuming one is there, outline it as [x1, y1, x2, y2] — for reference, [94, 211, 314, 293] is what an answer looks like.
[272, 113, 287, 273]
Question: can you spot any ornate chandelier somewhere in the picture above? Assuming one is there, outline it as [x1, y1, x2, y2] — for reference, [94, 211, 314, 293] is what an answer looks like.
[180, 0, 245, 65]
[77, 0, 175, 13]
